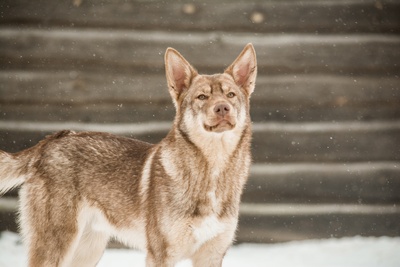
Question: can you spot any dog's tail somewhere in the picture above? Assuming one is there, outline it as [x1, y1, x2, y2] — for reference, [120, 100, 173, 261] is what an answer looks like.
[0, 130, 75, 195]
[0, 149, 33, 195]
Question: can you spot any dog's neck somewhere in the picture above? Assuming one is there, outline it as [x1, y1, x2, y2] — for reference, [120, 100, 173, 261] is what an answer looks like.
[197, 130, 242, 168]
[164, 122, 250, 180]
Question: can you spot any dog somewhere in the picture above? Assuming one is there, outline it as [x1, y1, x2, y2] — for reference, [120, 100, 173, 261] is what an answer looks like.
[0, 43, 257, 267]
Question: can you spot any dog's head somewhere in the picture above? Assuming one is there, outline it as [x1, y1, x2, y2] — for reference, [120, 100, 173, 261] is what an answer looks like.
[164, 44, 257, 141]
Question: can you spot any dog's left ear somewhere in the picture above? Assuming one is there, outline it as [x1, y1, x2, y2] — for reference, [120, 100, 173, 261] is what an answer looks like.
[165, 48, 198, 103]
[225, 43, 257, 95]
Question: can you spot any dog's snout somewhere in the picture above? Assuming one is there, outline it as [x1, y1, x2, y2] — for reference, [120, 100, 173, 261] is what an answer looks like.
[214, 103, 230, 117]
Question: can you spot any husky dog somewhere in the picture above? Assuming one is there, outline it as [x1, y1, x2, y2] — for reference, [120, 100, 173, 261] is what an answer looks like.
[0, 43, 257, 267]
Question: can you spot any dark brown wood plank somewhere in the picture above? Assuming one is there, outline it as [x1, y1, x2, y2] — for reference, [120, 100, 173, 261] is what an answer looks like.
[0, 71, 171, 105]
[1, 71, 399, 107]
[244, 163, 400, 204]
[252, 121, 400, 162]
[238, 204, 400, 243]
[0, 104, 176, 124]
[0, 0, 399, 33]
[1, 29, 399, 75]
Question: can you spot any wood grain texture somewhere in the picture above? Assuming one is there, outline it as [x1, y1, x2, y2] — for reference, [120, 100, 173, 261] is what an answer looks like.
[1, 0, 399, 33]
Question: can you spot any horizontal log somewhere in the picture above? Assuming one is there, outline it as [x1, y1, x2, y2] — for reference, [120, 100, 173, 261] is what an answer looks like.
[0, 71, 171, 105]
[244, 162, 400, 204]
[238, 203, 400, 242]
[1, 71, 399, 106]
[1, 71, 399, 122]
[1, 29, 399, 75]
[1, 0, 399, 34]
[0, 121, 399, 162]
[0, 104, 176, 124]
[253, 121, 400, 162]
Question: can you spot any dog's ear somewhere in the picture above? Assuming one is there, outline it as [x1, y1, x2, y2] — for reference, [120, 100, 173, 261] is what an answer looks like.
[225, 43, 257, 95]
[165, 48, 197, 102]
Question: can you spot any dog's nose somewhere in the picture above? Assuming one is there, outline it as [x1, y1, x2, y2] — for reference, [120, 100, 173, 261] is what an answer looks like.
[214, 103, 230, 117]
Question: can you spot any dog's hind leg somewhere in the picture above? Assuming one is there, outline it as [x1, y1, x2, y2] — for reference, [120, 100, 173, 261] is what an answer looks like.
[19, 181, 82, 267]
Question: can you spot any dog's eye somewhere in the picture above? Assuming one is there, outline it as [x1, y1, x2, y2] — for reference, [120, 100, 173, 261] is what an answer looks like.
[197, 94, 208, 100]
[227, 92, 236, 98]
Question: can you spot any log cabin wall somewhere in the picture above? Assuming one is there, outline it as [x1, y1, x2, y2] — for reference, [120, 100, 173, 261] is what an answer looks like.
[1, 0, 400, 243]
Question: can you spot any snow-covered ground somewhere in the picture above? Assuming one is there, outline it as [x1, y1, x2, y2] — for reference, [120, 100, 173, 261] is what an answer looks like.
[1, 231, 399, 267]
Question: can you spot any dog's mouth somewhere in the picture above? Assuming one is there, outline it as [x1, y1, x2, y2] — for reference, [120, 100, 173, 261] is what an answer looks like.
[204, 120, 235, 133]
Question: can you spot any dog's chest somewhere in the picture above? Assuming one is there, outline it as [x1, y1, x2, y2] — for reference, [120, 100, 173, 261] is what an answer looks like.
[187, 180, 234, 249]
[156, 143, 244, 250]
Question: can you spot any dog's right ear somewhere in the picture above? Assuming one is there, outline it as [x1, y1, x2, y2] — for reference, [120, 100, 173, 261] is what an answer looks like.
[165, 48, 197, 103]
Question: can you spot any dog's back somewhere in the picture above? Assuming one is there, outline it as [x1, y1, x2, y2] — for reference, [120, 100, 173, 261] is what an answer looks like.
[1, 130, 153, 197]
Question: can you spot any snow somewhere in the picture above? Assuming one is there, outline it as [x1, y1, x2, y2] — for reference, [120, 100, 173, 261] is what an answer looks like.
[1, 231, 399, 267]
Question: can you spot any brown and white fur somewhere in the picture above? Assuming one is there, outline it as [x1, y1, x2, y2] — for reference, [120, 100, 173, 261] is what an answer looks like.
[0, 43, 257, 267]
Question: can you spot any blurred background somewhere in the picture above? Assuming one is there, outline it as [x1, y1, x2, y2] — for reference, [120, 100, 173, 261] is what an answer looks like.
[0, 0, 399, 245]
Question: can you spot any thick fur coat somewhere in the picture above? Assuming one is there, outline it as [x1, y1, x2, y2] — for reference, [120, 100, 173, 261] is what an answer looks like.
[0, 44, 257, 267]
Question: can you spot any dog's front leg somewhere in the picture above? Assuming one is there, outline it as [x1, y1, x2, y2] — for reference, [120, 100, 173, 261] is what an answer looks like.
[145, 232, 178, 267]
[191, 241, 227, 267]
[191, 235, 232, 267]
[191, 224, 236, 267]
[145, 251, 176, 267]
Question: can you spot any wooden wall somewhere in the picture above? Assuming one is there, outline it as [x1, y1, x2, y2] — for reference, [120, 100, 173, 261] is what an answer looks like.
[1, 0, 400, 243]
